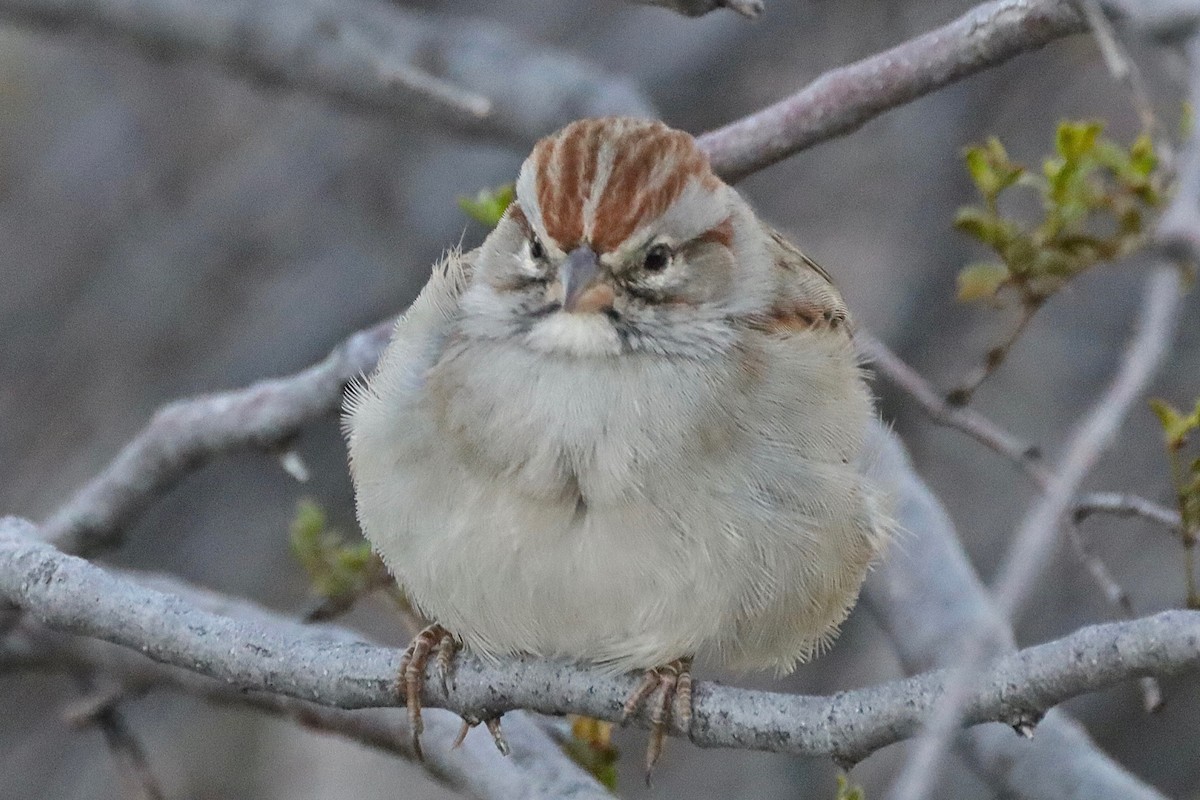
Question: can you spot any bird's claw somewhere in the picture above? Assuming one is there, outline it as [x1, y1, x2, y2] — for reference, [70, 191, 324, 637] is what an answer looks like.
[396, 623, 458, 761]
[619, 658, 694, 783]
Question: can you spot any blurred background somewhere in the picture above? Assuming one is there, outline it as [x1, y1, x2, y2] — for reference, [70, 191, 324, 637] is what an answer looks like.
[2, 0, 1198, 797]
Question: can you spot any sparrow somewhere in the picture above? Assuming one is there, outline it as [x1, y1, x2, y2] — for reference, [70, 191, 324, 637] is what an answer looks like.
[344, 116, 890, 773]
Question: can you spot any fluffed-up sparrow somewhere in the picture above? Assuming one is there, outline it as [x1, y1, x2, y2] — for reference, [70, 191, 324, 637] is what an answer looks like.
[344, 116, 891, 771]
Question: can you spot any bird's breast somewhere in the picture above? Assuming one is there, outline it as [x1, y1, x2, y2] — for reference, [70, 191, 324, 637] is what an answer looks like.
[423, 337, 748, 506]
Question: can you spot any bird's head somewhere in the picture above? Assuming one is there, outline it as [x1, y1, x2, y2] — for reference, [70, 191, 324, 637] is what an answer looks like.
[461, 117, 774, 358]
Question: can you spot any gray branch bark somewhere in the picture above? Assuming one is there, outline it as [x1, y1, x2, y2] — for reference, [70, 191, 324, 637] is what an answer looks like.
[884, 265, 1185, 800]
[862, 422, 1168, 800]
[0, 0, 654, 142]
[5, 506, 1200, 771]
[2, 587, 610, 800]
[699, 0, 1089, 181]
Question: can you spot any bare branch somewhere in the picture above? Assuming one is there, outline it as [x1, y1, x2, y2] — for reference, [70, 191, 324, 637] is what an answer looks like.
[1156, 34, 1200, 265]
[886, 265, 1185, 800]
[4, 622, 608, 800]
[0, 0, 654, 142]
[698, 0, 1088, 181]
[630, 0, 764, 19]
[3, 517, 1199, 774]
[42, 320, 394, 557]
[864, 331, 1173, 716]
[1074, 491, 1183, 528]
[69, 675, 167, 800]
[862, 422, 1168, 798]
[857, 331, 1042, 470]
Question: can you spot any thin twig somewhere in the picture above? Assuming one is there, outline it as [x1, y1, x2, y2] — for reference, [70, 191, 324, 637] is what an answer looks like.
[1075, 0, 1168, 152]
[1074, 491, 1183, 528]
[946, 300, 1040, 407]
[885, 264, 1185, 800]
[857, 331, 1043, 470]
[1063, 519, 1166, 711]
[71, 675, 166, 800]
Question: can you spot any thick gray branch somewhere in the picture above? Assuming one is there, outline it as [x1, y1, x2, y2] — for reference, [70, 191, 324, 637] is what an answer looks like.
[0, 0, 654, 142]
[699, 0, 1088, 181]
[862, 422, 1167, 800]
[2, 619, 608, 800]
[3, 517, 1199, 767]
[886, 265, 1186, 800]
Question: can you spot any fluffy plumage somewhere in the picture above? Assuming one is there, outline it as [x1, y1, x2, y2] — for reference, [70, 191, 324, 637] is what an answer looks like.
[345, 117, 890, 676]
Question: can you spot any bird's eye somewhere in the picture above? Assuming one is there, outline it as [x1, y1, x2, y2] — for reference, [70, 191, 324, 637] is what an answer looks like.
[643, 243, 672, 272]
[530, 237, 547, 261]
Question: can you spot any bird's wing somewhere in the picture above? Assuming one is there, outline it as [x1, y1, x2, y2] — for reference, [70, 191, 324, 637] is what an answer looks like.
[343, 246, 477, 421]
[399, 245, 477, 335]
[758, 224, 852, 337]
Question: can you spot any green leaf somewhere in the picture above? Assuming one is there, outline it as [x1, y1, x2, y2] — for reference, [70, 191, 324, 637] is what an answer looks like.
[965, 145, 1000, 199]
[1150, 398, 1194, 449]
[836, 774, 866, 800]
[1055, 120, 1103, 161]
[954, 207, 1016, 250]
[458, 183, 515, 227]
[1128, 133, 1157, 178]
[956, 263, 1009, 302]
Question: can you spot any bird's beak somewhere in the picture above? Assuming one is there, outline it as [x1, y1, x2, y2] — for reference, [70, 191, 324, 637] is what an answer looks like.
[558, 246, 606, 312]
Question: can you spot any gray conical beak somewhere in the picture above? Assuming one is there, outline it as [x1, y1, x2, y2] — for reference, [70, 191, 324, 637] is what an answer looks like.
[559, 246, 600, 312]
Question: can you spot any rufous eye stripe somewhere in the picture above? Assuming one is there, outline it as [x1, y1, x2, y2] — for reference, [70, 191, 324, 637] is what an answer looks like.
[506, 203, 531, 235]
[530, 117, 721, 253]
[696, 217, 734, 249]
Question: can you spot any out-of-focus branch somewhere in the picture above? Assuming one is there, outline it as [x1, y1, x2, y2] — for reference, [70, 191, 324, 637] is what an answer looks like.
[1155, 34, 1200, 265]
[0, 0, 654, 142]
[699, 0, 1088, 181]
[863, 328, 1173, 714]
[886, 265, 1185, 800]
[41, 320, 393, 557]
[1075, 491, 1184, 528]
[4, 517, 1199, 773]
[3, 620, 609, 800]
[857, 332, 1042, 469]
[629, 0, 764, 19]
[68, 675, 166, 800]
[861, 422, 1167, 800]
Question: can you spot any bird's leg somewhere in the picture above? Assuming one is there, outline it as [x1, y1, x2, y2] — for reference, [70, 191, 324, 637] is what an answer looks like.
[619, 657, 694, 782]
[396, 623, 458, 760]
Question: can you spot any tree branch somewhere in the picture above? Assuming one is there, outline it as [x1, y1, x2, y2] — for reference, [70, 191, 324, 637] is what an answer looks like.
[885, 264, 1186, 800]
[630, 0, 764, 19]
[4, 510, 1200, 771]
[861, 421, 1168, 799]
[2, 620, 609, 800]
[0, 0, 655, 142]
[42, 320, 394, 557]
[699, 0, 1088, 181]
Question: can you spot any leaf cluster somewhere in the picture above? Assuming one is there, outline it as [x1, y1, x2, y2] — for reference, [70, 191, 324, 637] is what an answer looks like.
[563, 715, 619, 790]
[289, 499, 388, 609]
[835, 773, 866, 800]
[955, 121, 1163, 306]
[458, 183, 515, 227]
[1149, 398, 1200, 608]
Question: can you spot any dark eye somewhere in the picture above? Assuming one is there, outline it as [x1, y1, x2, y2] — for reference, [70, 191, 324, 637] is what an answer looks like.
[530, 237, 546, 261]
[643, 243, 672, 272]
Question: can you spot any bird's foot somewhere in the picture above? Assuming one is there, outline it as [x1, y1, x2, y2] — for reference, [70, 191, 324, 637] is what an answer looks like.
[396, 623, 458, 760]
[620, 657, 693, 783]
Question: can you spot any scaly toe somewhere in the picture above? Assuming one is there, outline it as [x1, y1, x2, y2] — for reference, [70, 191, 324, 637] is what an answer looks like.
[397, 623, 453, 761]
[621, 658, 694, 783]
